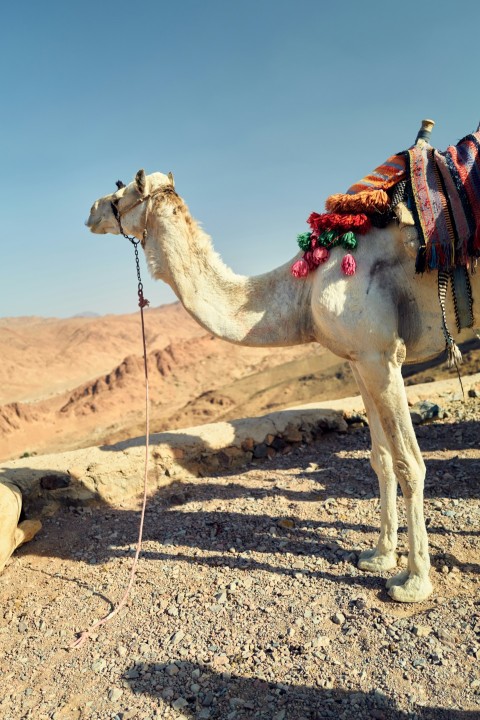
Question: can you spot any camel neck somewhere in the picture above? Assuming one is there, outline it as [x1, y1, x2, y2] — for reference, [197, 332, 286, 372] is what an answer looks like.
[145, 210, 315, 347]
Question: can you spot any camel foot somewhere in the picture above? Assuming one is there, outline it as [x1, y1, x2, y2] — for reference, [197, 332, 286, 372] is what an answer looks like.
[386, 570, 433, 603]
[358, 548, 398, 572]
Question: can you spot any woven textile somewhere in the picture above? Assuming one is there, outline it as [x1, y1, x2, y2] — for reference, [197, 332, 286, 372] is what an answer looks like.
[346, 153, 407, 194]
[409, 129, 480, 270]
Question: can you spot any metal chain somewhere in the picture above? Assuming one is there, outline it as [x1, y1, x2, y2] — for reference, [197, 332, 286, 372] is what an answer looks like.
[131, 239, 149, 308]
[122, 233, 149, 309]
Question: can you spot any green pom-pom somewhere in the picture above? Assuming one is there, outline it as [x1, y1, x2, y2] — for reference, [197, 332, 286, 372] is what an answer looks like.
[297, 232, 312, 252]
[319, 230, 338, 247]
[341, 231, 358, 250]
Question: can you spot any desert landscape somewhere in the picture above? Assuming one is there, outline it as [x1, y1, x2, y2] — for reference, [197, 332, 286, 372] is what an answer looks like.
[1, 302, 479, 464]
[1, 303, 479, 719]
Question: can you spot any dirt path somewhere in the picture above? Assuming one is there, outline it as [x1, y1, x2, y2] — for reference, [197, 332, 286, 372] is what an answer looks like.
[1, 397, 479, 720]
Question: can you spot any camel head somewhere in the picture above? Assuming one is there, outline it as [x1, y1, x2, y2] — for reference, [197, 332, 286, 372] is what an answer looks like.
[85, 169, 176, 240]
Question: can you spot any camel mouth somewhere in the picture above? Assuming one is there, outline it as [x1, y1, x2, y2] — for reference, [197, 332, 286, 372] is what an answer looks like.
[85, 218, 106, 234]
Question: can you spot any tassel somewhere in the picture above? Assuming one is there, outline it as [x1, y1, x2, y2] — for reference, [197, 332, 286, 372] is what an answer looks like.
[341, 232, 358, 250]
[308, 212, 371, 236]
[341, 254, 357, 276]
[297, 232, 312, 252]
[317, 230, 336, 247]
[291, 258, 309, 278]
[446, 341, 463, 369]
[312, 246, 329, 265]
[325, 189, 390, 214]
[303, 251, 316, 271]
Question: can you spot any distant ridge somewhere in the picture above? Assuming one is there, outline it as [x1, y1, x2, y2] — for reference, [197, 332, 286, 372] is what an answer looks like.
[71, 312, 100, 318]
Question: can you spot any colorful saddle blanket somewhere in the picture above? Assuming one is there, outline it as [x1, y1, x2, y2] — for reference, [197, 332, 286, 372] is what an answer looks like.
[343, 128, 480, 271]
[409, 129, 480, 271]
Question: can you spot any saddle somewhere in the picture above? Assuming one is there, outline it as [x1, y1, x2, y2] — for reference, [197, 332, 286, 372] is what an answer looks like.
[292, 123, 480, 366]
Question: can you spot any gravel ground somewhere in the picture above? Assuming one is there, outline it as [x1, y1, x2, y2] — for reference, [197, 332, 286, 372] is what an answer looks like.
[1, 395, 479, 720]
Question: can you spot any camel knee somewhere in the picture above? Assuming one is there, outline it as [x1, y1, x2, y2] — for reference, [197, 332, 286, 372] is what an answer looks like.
[394, 458, 425, 498]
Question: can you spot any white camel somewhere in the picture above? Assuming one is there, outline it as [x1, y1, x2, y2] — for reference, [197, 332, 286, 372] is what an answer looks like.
[85, 155, 478, 603]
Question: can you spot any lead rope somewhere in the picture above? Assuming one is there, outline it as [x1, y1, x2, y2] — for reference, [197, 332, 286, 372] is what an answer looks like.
[71, 237, 150, 649]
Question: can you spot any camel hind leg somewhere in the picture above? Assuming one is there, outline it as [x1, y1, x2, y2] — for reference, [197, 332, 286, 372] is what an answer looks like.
[353, 347, 432, 602]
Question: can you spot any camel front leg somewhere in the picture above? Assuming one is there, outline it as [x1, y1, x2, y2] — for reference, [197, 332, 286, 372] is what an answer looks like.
[350, 363, 399, 572]
[353, 351, 432, 603]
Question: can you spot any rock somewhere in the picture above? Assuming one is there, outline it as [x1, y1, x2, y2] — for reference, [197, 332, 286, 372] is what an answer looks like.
[241, 437, 255, 451]
[117, 645, 128, 658]
[253, 444, 268, 459]
[172, 697, 188, 710]
[331, 612, 346, 625]
[91, 658, 106, 673]
[170, 629, 185, 644]
[283, 426, 303, 443]
[312, 635, 330, 648]
[165, 663, 179, 676]
[108, 688, 123, 702]
[202, 691, 214, 707]
[410, 401, 445, 425]
[277, 518, 295, 530]
[413, 625, 432, 638]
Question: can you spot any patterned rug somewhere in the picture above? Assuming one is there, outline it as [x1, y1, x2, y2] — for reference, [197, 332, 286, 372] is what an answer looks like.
[409, 128, 480, 271]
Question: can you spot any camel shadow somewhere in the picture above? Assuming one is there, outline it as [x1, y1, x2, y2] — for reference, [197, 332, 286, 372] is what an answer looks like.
[2, 406, 478, 588]
[4, 415, 479, 585]
[122, 659, 478, 720]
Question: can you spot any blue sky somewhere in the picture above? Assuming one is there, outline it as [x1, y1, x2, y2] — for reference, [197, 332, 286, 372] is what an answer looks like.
[2, 0, 479, 318]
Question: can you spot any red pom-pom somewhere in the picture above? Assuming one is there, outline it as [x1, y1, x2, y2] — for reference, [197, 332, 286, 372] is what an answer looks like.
[341, 254, 356, 276]
[312, 246, 329, 265]
[291, 258, 309, 278]
[303, 251, 316, 271]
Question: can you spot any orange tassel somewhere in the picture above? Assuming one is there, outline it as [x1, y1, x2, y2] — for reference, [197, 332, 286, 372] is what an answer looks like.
[325, 190, 390, 214]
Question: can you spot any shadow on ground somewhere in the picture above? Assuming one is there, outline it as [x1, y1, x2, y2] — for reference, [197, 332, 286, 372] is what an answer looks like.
[123, 659, 477, 720]
[2, 416, 478, 591]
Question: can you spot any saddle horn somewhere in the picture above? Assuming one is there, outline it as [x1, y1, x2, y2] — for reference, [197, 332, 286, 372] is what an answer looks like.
[415, 118, 435, 146]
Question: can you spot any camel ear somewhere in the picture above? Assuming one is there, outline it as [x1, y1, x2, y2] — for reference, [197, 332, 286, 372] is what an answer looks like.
[168, 171, 175, 189]
[135, 169, 146, 196]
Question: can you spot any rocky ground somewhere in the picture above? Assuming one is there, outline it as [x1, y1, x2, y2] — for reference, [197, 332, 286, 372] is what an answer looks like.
[0, 395, 479, 720]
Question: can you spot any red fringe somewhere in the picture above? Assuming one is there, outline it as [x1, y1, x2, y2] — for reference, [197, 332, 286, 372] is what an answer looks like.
[308, 212, 371, 236]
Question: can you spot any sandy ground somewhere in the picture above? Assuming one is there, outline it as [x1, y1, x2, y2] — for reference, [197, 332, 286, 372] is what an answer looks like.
[1, 394, 479, 720]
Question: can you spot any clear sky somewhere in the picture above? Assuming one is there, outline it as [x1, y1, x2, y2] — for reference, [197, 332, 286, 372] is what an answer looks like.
[2, 0, 479, 318]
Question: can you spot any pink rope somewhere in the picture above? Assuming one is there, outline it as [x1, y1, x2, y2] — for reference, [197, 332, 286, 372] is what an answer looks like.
[71, 298, 150, 649]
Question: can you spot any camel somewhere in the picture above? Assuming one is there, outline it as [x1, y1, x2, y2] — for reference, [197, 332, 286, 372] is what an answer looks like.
[0, 481, 42, 573]
[85, 146, 479, 603]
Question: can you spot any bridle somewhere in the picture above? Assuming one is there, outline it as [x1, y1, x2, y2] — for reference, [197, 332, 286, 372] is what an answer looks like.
[110, 181, 170, 247]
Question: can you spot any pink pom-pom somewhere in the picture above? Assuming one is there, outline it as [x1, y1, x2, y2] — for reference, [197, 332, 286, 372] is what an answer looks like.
[341, 254, 356, 276]
[312, 246, 329, 265]
[291, 258, 309, 278]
